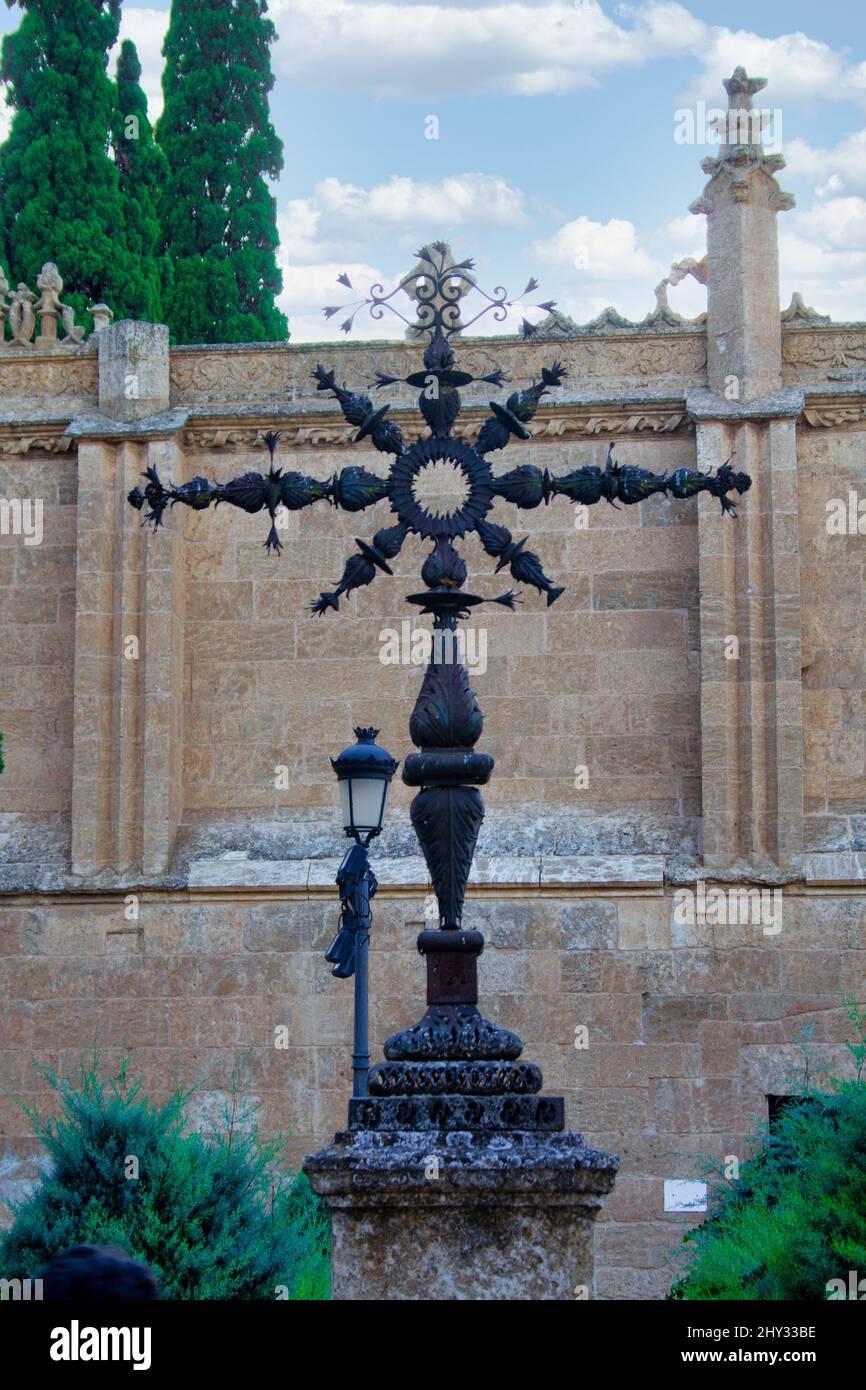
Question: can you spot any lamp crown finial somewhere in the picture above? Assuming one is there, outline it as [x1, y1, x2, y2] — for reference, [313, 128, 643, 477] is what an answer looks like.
[354, 726, 380, 742]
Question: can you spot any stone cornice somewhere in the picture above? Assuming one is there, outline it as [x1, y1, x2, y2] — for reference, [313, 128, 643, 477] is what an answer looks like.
[0, 425, 77, 455]
[801, 390, 866, 428]
[180, 398, 696, 451]
[65, 406, 190, 440]
[0, 389, 863, 456]
[687, 386, 805, 421]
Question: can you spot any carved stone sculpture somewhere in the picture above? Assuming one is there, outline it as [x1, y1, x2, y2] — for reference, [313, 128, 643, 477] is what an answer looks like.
[35, 263, 84, 345]
[0, 267, 8, 341]
[8, 283, 36, 347]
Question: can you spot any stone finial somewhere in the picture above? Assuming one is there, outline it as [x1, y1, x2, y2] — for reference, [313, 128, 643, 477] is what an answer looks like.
[691, 65, 793, 212]
[708, 68, 770, 155]
[723, 65, 768, 103]
[690, 68, 794, 398]
[88, 303, 114, 334]
[0, 263, 108, 349]
[35, 262, 85, 345]
[780, 291, 831, 326]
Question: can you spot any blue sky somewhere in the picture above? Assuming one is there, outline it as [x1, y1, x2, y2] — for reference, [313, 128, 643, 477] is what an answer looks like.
[2, 0, 865, 340]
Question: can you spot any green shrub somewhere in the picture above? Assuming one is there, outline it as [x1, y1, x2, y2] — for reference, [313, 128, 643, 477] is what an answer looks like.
[0, 1053, 329, 1300]
[670, 998, 866, 1301]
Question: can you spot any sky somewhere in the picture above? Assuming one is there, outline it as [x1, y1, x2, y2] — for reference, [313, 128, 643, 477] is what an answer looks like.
[1, 0, 865, 341]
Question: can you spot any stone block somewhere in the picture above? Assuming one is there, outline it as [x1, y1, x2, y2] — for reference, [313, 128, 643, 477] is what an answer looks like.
[98, 320, 170, 422]
[305, 1128, 617, 1300]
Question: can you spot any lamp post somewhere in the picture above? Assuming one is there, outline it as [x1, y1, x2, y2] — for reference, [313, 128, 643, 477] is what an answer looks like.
[326, 728, 398, 1098]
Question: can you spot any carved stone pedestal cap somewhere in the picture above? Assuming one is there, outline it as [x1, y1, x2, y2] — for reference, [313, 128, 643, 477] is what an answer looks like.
[304, 1128, 618, 1301]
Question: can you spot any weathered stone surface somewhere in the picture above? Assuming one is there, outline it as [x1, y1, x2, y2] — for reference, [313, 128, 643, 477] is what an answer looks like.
[97, 319, 169, 422]
[304, 1127, 618, 1300]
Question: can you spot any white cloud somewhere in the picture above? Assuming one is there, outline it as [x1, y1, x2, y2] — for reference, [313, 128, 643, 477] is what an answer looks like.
[785, 130, 866, 195]
[528, 213, 670, 322]
[662, 212, 706, 259]
[532, 214, 661, 280]
[269, 0, 866, 113]
[113, 6, 169, 123]
[794, 196, 866, 250]
[282, 174, 527, 265]
[270, 0, 706, 99]
[279, 172, 530, 337]
[779, 195, 866, 320]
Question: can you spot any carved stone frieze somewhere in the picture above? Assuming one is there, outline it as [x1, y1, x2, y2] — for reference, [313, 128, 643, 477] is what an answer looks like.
[0, 432, 76, 455]
[169, 332, 710, 409]
[783, 328, 866, 381]
[0, 355, 98, 399]
[801, 401, 866, 429]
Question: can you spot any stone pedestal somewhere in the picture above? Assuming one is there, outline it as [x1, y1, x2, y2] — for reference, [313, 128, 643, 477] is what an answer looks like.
[304, 1128, 617, 1301]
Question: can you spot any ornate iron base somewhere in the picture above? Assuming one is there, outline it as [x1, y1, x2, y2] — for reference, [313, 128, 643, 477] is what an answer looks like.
[349, 1093, 564, 1132]
[369, 1060, 542, 1095]
[383, 1004, 523, 1062]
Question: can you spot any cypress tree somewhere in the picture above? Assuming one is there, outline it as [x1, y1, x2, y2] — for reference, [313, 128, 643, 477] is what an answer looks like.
[112, 39, 168, 324]
[156, 0, 288, 344]
[0, 0, 144, 328]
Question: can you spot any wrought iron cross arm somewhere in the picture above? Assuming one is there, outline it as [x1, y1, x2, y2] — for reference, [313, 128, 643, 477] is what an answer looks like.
[489, 446, 751, 515]
[476, 361, 568, 455]
[311, 520, 409, 615]
[662, 457, 751, 516]
[127, 428, 392, 554]
[313, 364, 405, 457]
[476, 519, 564, 606]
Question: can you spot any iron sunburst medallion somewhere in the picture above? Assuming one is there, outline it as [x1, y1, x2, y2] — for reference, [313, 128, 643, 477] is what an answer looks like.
[389, 437, 494, 541]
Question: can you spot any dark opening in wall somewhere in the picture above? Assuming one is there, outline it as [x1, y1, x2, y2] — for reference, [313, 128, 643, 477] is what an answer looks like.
[767, 1094, 806, 1130]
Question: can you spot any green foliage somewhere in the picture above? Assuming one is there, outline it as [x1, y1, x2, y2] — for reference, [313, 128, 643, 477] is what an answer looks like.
[843, 993, 866, 1083]
[112, 40, 170, 323]
[156, 0, 288, 344]
[670, 1002, 866, 1301]
[0, 1, 149, 329]
[0, 1053, 329, 1300]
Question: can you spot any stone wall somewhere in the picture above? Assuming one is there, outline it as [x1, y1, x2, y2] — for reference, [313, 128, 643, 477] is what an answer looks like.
[0, 314, 863, 1298]
[2, 74, 866, 1293]
[0, 883, 862, 1298]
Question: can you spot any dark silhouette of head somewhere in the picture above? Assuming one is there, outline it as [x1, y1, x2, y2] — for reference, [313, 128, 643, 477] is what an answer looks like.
[36, 1245, 159, 1301]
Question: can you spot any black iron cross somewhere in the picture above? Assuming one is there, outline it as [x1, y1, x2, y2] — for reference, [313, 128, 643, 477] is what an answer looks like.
[129, 241, 750, 616]
[127, 245, 751, 1125]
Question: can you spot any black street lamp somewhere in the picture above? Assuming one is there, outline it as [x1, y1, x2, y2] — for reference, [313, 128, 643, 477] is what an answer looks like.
[331, 727, 399, 847]
[325, 728, 398, 1098]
